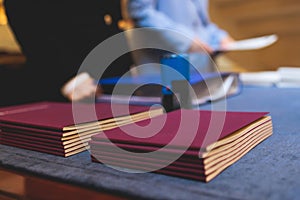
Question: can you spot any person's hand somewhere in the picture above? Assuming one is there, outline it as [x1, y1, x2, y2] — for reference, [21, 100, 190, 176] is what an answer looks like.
[220, 36, 235, 50]
[188, 38, 213, 54]
[61, 72, 102, 102]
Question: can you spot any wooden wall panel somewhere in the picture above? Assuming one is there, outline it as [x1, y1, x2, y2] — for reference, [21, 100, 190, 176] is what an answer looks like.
[210, 0, 300, 71]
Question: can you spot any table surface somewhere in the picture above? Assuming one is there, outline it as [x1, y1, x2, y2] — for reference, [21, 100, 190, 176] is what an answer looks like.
[1, 86, 299, 200]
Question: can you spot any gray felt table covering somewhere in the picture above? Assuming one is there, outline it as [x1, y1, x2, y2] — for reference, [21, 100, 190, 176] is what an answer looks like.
[1, 86, 300, 200]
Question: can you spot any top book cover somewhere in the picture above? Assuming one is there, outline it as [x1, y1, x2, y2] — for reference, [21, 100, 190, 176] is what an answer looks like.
[92, 109, 269, 151]
[0, 101, 155, 130]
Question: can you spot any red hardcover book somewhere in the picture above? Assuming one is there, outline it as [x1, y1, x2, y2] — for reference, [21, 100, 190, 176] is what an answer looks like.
[90, 109, 272, 182]
[92, 109, 269, 150]
[0, 102, 163, 157]
[0, 102, 161, 131]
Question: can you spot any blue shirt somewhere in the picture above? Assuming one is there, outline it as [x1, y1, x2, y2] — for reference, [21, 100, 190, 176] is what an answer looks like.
[123, 0, 229, 74]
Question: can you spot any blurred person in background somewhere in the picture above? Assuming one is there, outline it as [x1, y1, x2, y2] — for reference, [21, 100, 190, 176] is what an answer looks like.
[122, 0, 234, 75]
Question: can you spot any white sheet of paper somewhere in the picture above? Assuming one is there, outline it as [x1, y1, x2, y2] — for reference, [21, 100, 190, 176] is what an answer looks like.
[240, 66, 300, 88]
[239, 71, 280, 86]
[222, 34, 278, 51]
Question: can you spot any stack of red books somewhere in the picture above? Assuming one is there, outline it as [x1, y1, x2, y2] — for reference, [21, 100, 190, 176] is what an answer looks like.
[0, 102, 163, 157]
[90, 109, 273, 182]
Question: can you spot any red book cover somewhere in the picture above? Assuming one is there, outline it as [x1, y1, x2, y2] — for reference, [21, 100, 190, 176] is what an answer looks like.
[1, 132, 64, 146]
[0, 123, 64, 138]
[91, 127, 271, 171]
[0, 102, 155, 130]
[91, 156, 206, 181]
[92, 109, 268, 150]
[0, 137, 67, 153]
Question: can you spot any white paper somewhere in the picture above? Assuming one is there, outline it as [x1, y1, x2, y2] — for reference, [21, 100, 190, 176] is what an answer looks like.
[221, 34, 278, 51]
[239, 71, 280, 86]
[240, 66, 300, 88]
[277, 67, 300, 81]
